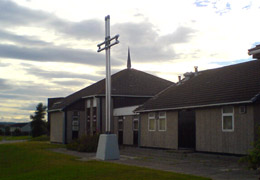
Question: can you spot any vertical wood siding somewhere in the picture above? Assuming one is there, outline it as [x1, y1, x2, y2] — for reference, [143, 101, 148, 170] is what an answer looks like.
[196, 106, 254, 154]
[50, 111, 64, 143]
[140, 111, 178, 149]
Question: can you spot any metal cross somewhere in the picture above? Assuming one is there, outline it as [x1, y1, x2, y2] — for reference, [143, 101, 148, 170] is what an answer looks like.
[97, 15, 119, 133]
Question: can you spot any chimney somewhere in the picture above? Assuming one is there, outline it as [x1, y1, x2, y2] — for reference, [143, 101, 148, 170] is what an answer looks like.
[248, 44, 260, 60]
[178, 75, 181, 82]
[194, 66, 198, 74]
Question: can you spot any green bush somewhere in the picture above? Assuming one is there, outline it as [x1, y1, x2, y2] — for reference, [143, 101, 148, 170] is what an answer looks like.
[240, 126, 260, 170]
[66, 134, 100, 152]
[30, 135, 50, 141]
[13, 129, 22, 136]
[66, 139, 79, 151]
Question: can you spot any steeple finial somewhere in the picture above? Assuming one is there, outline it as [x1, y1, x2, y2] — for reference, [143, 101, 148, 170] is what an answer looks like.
[127, 47, 131, 69]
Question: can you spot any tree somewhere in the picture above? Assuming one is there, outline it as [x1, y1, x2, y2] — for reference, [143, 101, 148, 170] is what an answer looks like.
[13, 128, 22, 136]
[30, 103, 47, 137]
[5, 126, 10, 136]
[240, 126, 260, 169]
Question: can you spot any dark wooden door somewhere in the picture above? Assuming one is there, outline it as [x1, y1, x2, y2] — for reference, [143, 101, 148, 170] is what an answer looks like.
[178, 110, 196, 149]
[118, 131, 123, 145]
[133, 131, 138, 146]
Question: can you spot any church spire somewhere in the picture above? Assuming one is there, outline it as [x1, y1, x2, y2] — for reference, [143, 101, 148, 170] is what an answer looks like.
[127, 47, 131, 69]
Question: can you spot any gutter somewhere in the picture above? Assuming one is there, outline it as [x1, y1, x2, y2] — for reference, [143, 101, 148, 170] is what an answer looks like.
[251, 92, 260, 102]
[248, 49, 260, 55]
[135, 100, 253, 113]
[47, 109, 62, 113]
[82, 94, 153, 99]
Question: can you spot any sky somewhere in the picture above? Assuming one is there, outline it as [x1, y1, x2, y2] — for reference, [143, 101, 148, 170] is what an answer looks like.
[0, 0, 259, 122]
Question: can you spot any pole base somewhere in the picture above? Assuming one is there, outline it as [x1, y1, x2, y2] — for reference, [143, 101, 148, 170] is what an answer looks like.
[96, 134, 120, 160]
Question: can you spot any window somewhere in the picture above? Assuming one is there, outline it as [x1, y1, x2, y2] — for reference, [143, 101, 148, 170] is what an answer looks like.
[158, 112, 166, 131]
[222, 106, 234, 132]
[148, 113, 156, 131]
[72, 111, 79, 132]
[239, 105, 247, 114]
[133, 116, 139, 131]
[118, 117, 123, 131]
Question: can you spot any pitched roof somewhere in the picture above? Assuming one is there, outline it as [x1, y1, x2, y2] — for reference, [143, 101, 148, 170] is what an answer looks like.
[49, 68, 173, 111]
[10, 123, 30, 128]
[136, 60, 260, 112]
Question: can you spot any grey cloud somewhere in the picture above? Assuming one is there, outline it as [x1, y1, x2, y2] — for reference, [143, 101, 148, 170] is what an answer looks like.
[0, 78, 74, 101]
[0, 0, 103, 40]
[159, 26, 196, 44]
[52, 80, 89, 87]
[0, 44, 113, 66]
[7, 84, 73, 98]
[0, 0, 51, 27]
[61, 20, 103, 40]
[0, 29, 52, 46]
[22, 64, 103, 81]
[0, 78, 12, 91]
[0, 61, 11, 67]
[112, 22, 195, 62]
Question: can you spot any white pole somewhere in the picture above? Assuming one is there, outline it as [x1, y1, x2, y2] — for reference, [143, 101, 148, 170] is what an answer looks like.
[105, 15, 111, 133]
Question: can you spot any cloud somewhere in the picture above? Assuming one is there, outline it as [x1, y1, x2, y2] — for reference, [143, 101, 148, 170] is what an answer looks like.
[22, 64, 103, 81]
[113, 22, 195, 62]
[0, 78, 12, 91]
[0, 44, 113, 66]
[0, 0, 103, 41]
[52, 80, 88, 87]
[159, 26, 196, 44]
[0, 29, 52, 46]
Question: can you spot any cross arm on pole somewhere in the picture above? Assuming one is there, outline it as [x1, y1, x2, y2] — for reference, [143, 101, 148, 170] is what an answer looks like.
[97, 34, 120, 52]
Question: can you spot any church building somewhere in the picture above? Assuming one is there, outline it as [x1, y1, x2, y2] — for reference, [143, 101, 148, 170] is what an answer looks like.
[48, 50, 173, 144]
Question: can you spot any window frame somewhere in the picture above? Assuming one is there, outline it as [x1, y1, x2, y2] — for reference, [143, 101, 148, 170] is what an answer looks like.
[222, 106, 234, 132]
[148, 112, 156, 131]
[158, 112, 167, 132]
[133, 116, 139, 131]
[118, 116, 124, 131]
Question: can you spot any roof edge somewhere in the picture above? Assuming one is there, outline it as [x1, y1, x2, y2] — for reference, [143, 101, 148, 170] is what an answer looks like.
[48, 109, 62, 113]
[82, 94, 153, 99]
[135, 100, 252, 113]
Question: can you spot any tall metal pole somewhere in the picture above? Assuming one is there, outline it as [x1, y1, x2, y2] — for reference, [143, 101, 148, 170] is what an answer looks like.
[96, 15, 120, 160]
[97, 15, 119, 133]
[105, 15, 111, 133]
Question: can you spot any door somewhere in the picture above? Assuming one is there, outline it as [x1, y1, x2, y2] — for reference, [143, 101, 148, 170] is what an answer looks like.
[118, 117, 123, 145]
[178, 110, 196, 149]
[133, 116, 139, 146]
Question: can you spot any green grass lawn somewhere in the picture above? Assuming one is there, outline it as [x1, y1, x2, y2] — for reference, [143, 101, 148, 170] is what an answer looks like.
[4, 135, 32, 141]
[0, 141, 210, 180]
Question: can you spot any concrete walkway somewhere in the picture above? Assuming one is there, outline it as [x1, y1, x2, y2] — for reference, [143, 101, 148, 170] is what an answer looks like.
[51, 146, 259, 180]
[0, 139, 27, 144]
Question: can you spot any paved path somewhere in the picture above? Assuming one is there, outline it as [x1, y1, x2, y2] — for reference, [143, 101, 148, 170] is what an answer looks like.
[51, 146, 259, 180]
[0, 139, 27, 144]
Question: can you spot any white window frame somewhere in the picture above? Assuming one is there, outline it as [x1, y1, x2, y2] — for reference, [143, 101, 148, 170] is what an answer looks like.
[133, 116, 139, 131]
[118, 117, 123, 131]
[148, 112, 156, 131]
[158, 112, 167, 131]
[87, 99, 91, 108]
[222, 106, 234, 132]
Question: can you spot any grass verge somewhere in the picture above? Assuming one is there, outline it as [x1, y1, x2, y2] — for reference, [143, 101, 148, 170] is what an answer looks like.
[0, 141, 210, 180]
[0, 136, 32, 141]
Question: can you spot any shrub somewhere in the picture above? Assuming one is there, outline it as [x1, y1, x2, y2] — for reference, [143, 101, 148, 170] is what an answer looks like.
[66, 134, 100, 152]
[5, 126, 10, 136]
[13, 129, 22, 136]
[240, 126, 260, 170]
[30, 135, 50, 141]
[66, 139, 79, 151]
